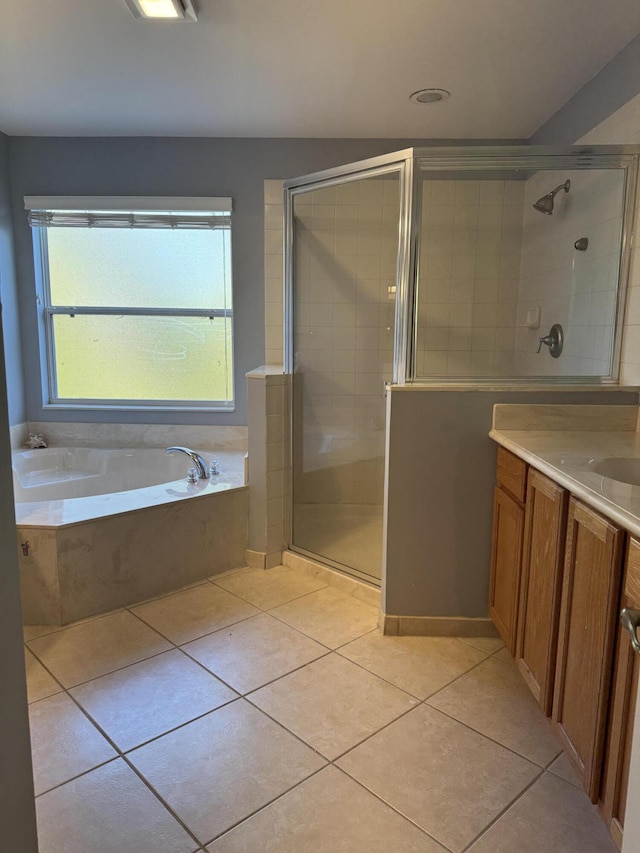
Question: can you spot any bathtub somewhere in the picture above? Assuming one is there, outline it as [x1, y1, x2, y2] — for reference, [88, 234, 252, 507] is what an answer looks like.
[13, 446, 249, 626]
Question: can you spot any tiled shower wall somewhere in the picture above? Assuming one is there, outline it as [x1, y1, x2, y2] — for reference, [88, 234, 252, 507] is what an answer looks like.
[416, 179, 524, 376]
[576, 92, 640, 384]
[514, 168, 624, 376]
[264, 181, 286, 366]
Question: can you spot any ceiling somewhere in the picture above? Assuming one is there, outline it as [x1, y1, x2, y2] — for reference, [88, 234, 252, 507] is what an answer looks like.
[1, 0, 639, 138]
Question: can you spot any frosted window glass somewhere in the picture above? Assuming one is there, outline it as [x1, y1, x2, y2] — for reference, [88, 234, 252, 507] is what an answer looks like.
[52, 315, 233, 402]
[47, 228, 231, 310]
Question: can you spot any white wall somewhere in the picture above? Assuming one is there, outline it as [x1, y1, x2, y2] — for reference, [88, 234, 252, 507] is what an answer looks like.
[514, 168, 624, 376]
[574, 92, 640, 384]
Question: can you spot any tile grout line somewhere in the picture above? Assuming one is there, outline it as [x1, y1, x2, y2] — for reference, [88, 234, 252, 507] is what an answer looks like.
[421, 701, 562, 772]
[459, 764, 547, 852]
[198, 764, 329, 848]
[421, 651, 564, 769]
[330, 765, 458, 853]
[35, 666, 212, 851]
[265, 602, 378, 649]
[208, 571, 331, 610]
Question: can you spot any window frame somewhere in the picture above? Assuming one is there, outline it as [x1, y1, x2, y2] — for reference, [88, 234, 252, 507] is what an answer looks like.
[30, 200, 235, 413]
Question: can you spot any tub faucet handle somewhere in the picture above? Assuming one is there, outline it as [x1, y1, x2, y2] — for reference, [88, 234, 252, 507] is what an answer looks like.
[209, 459, 220, 476]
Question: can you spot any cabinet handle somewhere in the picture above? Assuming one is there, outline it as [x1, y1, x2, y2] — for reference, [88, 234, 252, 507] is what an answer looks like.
[620, 608, 640, 654]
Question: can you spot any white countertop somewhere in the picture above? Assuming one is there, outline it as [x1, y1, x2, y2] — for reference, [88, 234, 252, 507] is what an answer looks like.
[490, 427, 640, 539]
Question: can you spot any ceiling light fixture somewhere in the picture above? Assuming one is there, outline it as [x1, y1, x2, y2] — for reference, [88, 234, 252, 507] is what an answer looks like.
[409, 89, 450, 104]
[123, 0, 198, 21]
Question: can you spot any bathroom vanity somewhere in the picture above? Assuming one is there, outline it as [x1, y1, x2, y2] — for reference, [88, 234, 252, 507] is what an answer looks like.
[489, 404, 640, 848]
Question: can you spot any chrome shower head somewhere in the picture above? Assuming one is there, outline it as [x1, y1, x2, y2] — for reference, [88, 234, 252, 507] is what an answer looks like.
[532, 179, 571, 215]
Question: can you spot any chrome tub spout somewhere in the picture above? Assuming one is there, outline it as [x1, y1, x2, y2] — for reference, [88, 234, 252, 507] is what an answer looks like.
[166, 446, 209, 479]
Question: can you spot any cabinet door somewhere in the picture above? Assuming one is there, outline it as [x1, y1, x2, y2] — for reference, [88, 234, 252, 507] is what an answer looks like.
[600, 538, 640, 848]
[517, 470, 568, 715]
[553, 498, 624, 802]
[489, 485, 524, 654]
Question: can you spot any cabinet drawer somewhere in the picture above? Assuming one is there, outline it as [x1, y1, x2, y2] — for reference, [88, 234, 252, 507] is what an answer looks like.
[496, 446, 527, 503]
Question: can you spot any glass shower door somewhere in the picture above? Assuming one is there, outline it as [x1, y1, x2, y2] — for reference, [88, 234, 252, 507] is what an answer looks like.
[288, 169, 402, 584]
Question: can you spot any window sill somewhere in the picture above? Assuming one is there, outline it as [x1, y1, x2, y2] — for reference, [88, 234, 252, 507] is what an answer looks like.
[44, 402, 236, 414]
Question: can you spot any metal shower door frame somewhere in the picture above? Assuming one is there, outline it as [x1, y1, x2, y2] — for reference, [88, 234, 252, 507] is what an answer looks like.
[282, 149, 420, 581]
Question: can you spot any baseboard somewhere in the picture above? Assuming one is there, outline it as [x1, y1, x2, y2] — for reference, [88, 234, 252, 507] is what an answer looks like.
[282, 550, 380, 608]
[245, 549, 283, 570]
[380, 612, 499, 638]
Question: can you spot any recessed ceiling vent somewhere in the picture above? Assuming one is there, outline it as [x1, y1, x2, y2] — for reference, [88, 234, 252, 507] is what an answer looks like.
[409, 89, 450, 104]
[124, 0, 198, 21]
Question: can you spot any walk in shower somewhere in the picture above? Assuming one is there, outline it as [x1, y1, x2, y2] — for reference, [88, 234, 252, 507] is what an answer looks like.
[284, 146, 639, 585]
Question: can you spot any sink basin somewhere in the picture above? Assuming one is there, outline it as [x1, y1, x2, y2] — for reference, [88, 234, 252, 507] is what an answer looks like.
[588, 457, 640, 486]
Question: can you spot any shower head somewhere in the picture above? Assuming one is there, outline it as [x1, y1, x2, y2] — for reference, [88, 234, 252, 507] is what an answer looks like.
[532, 179, 571, 215]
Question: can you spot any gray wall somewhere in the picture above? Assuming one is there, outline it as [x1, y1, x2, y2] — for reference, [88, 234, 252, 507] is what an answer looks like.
[0, 132, 25, 426]
[384, 388, 639, 618]
[0, 315, 38, 849]
[531, 33, 640, 145]
[8, 136, 520, 427]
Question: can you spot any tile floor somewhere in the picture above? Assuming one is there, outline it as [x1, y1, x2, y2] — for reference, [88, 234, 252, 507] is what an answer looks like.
[24, 564, 618, 853]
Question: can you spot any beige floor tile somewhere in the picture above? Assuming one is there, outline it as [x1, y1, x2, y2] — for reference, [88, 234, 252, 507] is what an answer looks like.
[337, 704, 539, 853]
[207, 766, 447, 853]
[24, 624, 60, 641]
[29, 692, 117, 795]
[128, 700, 326, 845]
[131, 584, 259, 645]
[338, 633, 487, 699]
[29, 693, 117, 796]
[467, 772, 618, 852]
[458, 636, 505, 654]
[25, 649, 62, 703]
[250, 654, 418, 759]
[493, 645, 513, 662]
[269, 587, 377, 648]
[212, 564, 327, 609]
[428, 655, 561, 766]
[71, 649, 238, 751]
[548, 751, 581, 788]
[183, 613, 327, 694]
[27, 610, 171, 688]
[36, 759, 196, 853]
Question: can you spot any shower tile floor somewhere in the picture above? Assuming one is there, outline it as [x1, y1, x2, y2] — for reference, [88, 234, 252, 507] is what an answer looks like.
[24, 564, 618, 853]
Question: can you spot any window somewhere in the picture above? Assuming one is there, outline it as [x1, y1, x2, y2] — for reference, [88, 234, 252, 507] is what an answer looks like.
[27, 196, 234, 410]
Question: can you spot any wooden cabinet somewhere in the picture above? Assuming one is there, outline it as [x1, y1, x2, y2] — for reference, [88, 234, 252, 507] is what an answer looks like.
[516, 469, 568, 715]
[600, 538, 640, 847]
[488, 444, 634, 844]
[552, 499, 624, 802]
[489, 448, 527, 654]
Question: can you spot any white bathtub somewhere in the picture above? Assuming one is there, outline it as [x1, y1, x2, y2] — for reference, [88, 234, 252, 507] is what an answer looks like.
[13, 447, 246, 525]
[14, 446, 249, 626]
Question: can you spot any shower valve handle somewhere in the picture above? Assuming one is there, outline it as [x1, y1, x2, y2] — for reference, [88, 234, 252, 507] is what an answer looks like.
[536, 334, 553, 353]
[536, 323, 564, 358]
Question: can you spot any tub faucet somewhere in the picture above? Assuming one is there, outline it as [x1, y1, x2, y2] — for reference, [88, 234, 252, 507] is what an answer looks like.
[166, 446, 209, 479]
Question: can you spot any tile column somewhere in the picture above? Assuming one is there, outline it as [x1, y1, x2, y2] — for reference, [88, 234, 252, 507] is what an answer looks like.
[247, 367, 289, 569]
